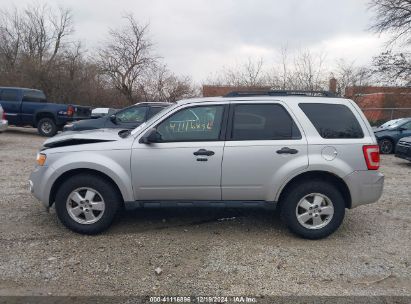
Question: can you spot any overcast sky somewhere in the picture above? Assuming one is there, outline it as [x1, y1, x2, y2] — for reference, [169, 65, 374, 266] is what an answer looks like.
[0, 0, 388, 82]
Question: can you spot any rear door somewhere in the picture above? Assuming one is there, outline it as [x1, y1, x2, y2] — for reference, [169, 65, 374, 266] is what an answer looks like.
[221, 101, 308, 201]
[0, 89, 22, 125]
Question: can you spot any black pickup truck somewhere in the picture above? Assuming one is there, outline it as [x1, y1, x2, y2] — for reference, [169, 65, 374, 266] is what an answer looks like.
[0, 87, 91, 136]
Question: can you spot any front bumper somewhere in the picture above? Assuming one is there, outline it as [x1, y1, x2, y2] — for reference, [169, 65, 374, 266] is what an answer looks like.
[29, 165, 51, 208]
[344, 170, 384, 208]
[0, 119, 8, 132]
[395, 143, 411, 162]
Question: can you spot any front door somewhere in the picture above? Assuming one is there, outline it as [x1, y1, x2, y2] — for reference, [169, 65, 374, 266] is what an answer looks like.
[221, 102, 308, 201]
[131, 103, 227, 201]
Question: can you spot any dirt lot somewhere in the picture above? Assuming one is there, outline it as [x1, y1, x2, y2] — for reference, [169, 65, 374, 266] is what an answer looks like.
[0, 127, 410, 297]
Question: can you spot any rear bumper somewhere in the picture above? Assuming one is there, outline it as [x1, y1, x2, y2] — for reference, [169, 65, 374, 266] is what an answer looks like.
[344, 170, 384, 208]
[0, 119, 8, 132]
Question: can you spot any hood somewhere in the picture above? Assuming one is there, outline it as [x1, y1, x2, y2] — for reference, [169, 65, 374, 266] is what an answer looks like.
[43, 128, 123, 148]
[374, 126, 394, 133]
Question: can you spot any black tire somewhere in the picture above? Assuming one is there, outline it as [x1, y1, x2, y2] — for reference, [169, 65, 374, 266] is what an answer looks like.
[37, 117, 57, 137]
[55, 174, 121, 235]
[280, 180, 346, 239]
[379, 138, 394, 154]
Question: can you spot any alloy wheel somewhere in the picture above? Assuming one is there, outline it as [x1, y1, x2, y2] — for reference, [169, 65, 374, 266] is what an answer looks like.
[295, 193, 334, 230]
[66, 187, 105, 224]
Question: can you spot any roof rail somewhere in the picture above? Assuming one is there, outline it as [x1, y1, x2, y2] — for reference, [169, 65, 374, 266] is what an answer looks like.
[224, 90, 337, 98]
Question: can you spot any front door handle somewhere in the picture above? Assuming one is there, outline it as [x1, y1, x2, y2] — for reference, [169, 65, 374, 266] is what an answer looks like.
[193, 149, 215, 156]
[276, 147, 298, 155]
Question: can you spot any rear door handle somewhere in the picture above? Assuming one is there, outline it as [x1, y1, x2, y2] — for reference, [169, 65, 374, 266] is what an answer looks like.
[276, 147, 298, 155]
[193, 149, 215, 156]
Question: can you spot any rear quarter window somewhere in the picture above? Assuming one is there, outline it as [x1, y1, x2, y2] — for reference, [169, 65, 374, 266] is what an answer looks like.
[299, 103, 364, 139]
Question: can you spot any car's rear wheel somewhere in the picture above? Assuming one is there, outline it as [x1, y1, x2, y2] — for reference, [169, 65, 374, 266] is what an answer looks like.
[379, 138, 394, 154]
[37, 118, 57, 137]
[55, 174, 121, 234]
[280, 180, 345, 239]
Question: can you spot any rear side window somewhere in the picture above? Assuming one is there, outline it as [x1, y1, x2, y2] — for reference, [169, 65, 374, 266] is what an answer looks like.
[0, 89, 19, 101]
[230, 104, 301, 141]
[299, 103, 364, 139]
[22, 90, 46, 103]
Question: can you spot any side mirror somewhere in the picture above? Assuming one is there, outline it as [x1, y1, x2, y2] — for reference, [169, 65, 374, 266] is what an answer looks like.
[399, 127, 407, 132]
[139, 128, 162, 144]
[110, 114, 117, 124]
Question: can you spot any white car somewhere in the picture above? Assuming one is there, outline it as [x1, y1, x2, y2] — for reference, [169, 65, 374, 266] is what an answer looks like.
[0, 104, 8, 132]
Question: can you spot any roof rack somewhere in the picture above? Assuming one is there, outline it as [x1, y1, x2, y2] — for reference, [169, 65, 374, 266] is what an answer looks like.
[224, 90, 336, 98]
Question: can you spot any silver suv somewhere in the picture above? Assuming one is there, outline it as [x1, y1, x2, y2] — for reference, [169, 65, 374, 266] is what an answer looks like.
[29, 92, 384, 239]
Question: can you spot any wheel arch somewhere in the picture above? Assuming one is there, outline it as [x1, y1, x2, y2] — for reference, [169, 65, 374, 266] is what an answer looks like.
[49, 168, 125, 207]
[34, 111, 56, 126]
[276, 170, 352, 210]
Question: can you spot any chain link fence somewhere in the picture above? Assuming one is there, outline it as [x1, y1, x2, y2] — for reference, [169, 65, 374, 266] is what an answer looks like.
[361, 108, 411, 127]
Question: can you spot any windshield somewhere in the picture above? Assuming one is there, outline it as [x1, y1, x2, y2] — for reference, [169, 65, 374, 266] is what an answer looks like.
[379, 118, 403, 128]
[130, 104, 177, 136]
[387, 118, 407, 129]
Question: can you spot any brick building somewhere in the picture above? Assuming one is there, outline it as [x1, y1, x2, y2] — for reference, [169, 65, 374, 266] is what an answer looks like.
[344, 86, 411, 123]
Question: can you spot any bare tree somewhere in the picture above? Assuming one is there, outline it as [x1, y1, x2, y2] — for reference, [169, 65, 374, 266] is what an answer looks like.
[290, 50, 327, 91]
[138, 64, 198, 102]
[333, 59, 372, 95]
[368, 0, 411, 84]
[0, 8, 22, 71]
[208, 57, 269, 87]
[372, 51, 411, 84]
[98, 14, 156, 103]
[369, 0, 411, 45]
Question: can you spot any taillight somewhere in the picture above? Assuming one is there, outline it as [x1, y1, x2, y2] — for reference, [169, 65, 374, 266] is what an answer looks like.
[67, 105, 74, 116]
[2, 111, 5, 120]
[363, 145, 380, 170]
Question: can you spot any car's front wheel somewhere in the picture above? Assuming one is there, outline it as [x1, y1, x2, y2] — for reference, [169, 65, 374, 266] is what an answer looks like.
[55, 174, 121, 234]
[280, 180, 345, 239]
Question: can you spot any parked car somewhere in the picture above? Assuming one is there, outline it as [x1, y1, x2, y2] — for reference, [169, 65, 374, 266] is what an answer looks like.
[63, 102, 171, 132]
[0, 87, 91, 137]
[91, 108, 118, 119]
[374, 117, 411, 154]
[0, 104, 8, 133]
[372, 118, 404, 131]
[29, 91, 384, 239]
[395, 137, 411, 162]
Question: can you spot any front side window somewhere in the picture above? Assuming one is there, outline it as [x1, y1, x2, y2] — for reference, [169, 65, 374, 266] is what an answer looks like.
[401, 121, 411, 130]
[299, 103, 364, 139]
[148, 106, 166, 119]
[116, 106, 147, 123]
[230, 104, 301, 141]
[156, 105, 224, 142]
[1, 89, 19, 102]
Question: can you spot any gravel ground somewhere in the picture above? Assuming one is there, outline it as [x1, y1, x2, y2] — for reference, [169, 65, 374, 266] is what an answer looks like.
[0, 127, 410, 297]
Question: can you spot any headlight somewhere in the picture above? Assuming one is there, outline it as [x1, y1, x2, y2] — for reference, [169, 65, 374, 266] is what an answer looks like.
[36, 153, 47, 166]
[63, 123, 74, 131]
